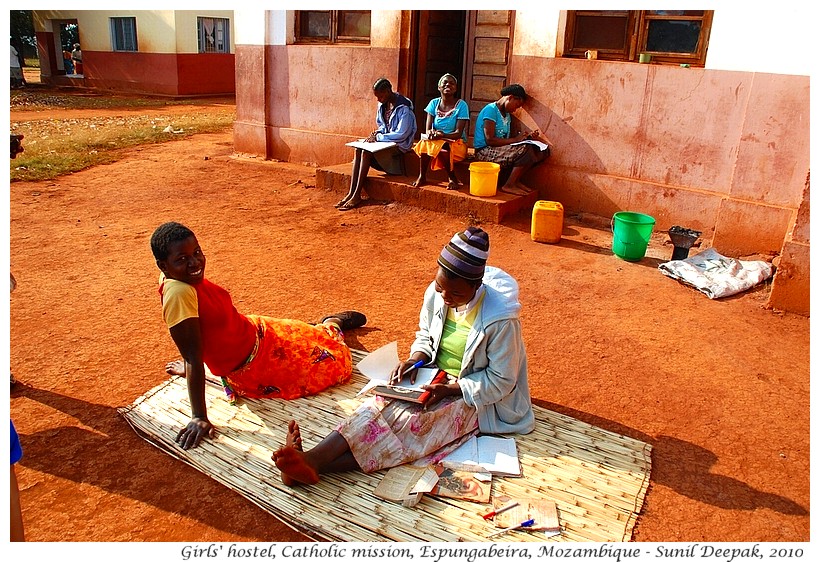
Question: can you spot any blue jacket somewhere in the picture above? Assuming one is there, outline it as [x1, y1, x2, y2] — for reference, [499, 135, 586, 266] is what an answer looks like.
[375, 93, 417, 152]
[410, 267, 535, 435]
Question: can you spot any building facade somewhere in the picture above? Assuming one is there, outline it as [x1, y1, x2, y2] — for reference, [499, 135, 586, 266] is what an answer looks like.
[233, 9, 810, 315]
[33, 10, 235, 96]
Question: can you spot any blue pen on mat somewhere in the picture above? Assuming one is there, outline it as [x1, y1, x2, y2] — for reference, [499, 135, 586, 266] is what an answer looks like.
[487, 518, 536, 538]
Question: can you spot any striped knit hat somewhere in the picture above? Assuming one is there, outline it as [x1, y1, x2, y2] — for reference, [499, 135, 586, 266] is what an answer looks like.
[437, 226, 490, 281]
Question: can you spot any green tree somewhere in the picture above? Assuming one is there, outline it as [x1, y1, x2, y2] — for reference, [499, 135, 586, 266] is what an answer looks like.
[10, 10, 35, 59]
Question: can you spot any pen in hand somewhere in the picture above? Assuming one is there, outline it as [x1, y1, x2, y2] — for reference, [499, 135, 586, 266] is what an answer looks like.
[391, 360, 424, 385]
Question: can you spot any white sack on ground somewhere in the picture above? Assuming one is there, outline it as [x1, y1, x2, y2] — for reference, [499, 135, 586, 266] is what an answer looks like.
[658, 248, 774, 299]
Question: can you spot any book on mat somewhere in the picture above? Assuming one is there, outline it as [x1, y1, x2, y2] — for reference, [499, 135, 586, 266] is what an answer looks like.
[371, 367, 449, 404]
[373, 465, 438, 506]
[440, 434, 522, 477]
[492, 497, 561, 533]
[345, 139, 397, 153]
[428, 465, 492, 503]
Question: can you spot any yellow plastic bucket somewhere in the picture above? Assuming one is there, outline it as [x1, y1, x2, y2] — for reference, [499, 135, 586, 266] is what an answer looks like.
[469, 162, 500, 197]
[531, 200, 564, 243]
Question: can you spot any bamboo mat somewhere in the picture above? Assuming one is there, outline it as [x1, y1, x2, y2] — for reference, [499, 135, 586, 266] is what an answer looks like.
[119, 350, 652, 542]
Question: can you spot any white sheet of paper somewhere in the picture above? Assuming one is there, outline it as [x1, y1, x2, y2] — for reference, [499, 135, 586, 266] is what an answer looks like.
[355, 341, 398, 395]
[355, 341, 439, 396]
[345, 139, 397, 152]
[510, 139, 550, 151]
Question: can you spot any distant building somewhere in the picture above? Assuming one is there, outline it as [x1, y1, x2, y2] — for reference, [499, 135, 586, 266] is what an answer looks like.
[32, 10, 235, 96]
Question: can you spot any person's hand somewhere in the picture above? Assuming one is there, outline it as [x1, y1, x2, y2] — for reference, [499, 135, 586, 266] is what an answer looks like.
[390, 359, 421, 385]
[422, 382, 461, 408]
[176, 417, 215, 450]
[366, 131, 378, 142]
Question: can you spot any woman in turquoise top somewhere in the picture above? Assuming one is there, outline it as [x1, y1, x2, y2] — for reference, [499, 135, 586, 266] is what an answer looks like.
[474, 83, 549, 196]
[412, 73, 470, 190]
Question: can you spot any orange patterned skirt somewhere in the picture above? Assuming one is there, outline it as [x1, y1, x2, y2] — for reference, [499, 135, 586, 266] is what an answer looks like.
[223, 315, 352, 400]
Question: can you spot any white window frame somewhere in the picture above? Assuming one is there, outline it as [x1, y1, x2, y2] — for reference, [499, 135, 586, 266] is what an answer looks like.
[197, 17, 231, 54]
[110, 17, 138, 52]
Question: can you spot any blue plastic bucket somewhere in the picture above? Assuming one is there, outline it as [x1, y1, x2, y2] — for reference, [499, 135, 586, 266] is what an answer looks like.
[612, 211, 655, 261]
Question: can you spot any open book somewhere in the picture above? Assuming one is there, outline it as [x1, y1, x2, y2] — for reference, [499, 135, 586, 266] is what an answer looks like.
[373, 465, 439, 506]
[345, 139, 397, 153]
[440, 434, 521, 477]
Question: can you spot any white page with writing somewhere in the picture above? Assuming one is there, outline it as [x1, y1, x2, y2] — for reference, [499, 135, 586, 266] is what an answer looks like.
[477, 436, 520, 476]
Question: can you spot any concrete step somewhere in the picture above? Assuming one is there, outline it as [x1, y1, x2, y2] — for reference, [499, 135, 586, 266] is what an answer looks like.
[316, 162, 539, 224]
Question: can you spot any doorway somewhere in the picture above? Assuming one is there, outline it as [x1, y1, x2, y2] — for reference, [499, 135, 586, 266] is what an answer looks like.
[59, 21, 79, 75]
[411, 11, 467, 136]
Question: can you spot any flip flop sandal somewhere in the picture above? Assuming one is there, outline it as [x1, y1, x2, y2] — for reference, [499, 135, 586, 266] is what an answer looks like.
[338, 200, 360, 211]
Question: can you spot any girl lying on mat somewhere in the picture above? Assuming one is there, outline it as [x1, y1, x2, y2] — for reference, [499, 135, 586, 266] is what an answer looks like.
[150, 222, 366, 450]
[272, 226, 535, 486]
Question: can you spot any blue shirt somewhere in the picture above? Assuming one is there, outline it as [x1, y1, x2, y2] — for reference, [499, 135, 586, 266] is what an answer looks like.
[473, 102, 511, 150]
[11, 420, 22, 465]
[424, 98, 470, 140]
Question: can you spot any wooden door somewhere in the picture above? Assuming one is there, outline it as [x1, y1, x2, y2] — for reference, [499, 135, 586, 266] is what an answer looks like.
[462, 10, 516, 141]
[412, 11, 467, 135]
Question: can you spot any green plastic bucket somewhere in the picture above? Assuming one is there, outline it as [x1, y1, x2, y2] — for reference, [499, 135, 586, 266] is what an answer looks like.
[611, 211, 655, 261]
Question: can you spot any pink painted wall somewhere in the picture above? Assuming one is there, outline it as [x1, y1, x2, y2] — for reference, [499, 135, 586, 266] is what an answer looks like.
[511, 57, 809, 258]
[234, 44, 400, 166]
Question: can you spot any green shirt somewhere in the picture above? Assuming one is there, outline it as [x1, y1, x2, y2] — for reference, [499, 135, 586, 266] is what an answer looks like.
[436, 293, 485, 376]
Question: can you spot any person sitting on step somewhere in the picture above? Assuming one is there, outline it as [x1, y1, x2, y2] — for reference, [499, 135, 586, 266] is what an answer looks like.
[412, 73, 470, 191]
[473, 83, 549, 196]
[336, 78, 417, 211]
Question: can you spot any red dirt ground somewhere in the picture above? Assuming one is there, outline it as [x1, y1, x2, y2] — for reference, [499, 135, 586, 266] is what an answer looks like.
[8, 96, 810, 545]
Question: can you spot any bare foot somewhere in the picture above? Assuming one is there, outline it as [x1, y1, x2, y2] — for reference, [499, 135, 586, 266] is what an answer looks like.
[286, 420, 303, 451]
[411, 176, 426, 188]
[272, 446, 319, 486]
[500, 184, 528, 196]
[334, 196, 351, 208]
[271, 420, 319, 487]
[447, 178, 461, 191]
[165, 360, 185, 377]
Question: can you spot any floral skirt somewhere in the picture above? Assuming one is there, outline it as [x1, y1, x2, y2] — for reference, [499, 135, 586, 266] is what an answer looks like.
[223, 315, 352, 401]
[413, 139, 468, 171]
[336, 394, 479, 473]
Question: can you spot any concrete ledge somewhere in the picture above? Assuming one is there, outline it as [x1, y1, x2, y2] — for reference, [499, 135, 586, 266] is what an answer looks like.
[316, 163, 539, 224]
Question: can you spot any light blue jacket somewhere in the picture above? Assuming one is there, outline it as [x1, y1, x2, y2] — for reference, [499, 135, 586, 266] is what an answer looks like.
[375, 93, 417, 152]
[410, 266, 535, 435]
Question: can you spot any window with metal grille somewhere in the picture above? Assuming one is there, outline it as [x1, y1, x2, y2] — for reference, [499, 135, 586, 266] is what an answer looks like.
[295, 11, 370, 44]
[198, 17, 230, 54]
[564, 10, 713, 66]
[110, 17, 138, 52]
